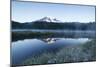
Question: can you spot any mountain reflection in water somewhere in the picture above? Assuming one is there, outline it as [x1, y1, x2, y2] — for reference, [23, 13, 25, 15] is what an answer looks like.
[42, 38, 90, 44]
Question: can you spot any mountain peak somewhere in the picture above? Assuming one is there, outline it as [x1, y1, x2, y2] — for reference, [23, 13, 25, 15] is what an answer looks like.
[36, 17, 61, 23]
[40, 17, 52, 22]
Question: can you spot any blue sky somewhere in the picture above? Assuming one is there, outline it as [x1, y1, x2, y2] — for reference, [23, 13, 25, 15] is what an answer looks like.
[12, 1, 95, 23]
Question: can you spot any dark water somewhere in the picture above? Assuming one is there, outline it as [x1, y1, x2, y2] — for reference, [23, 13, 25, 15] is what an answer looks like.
[11, 38, 90, 65]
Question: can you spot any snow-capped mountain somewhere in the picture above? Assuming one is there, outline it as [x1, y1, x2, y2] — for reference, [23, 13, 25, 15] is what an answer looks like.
[36, 17, 61, 23]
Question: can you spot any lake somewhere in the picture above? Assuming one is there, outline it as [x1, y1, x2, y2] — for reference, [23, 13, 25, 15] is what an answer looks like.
[11, 38, 91, 65]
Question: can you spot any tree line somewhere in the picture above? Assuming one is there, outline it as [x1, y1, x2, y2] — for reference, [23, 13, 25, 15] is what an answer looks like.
[12, 21, 96, 30]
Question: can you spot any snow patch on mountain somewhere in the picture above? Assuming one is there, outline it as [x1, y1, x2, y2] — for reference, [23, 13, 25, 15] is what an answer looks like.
[37, 17, 61, 23]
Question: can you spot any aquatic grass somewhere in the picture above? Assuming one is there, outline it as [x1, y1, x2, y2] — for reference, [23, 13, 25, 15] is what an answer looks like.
[21, 39, 96, 65]
[54, 40, 96, 63]
[22, 53, 55, 65]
